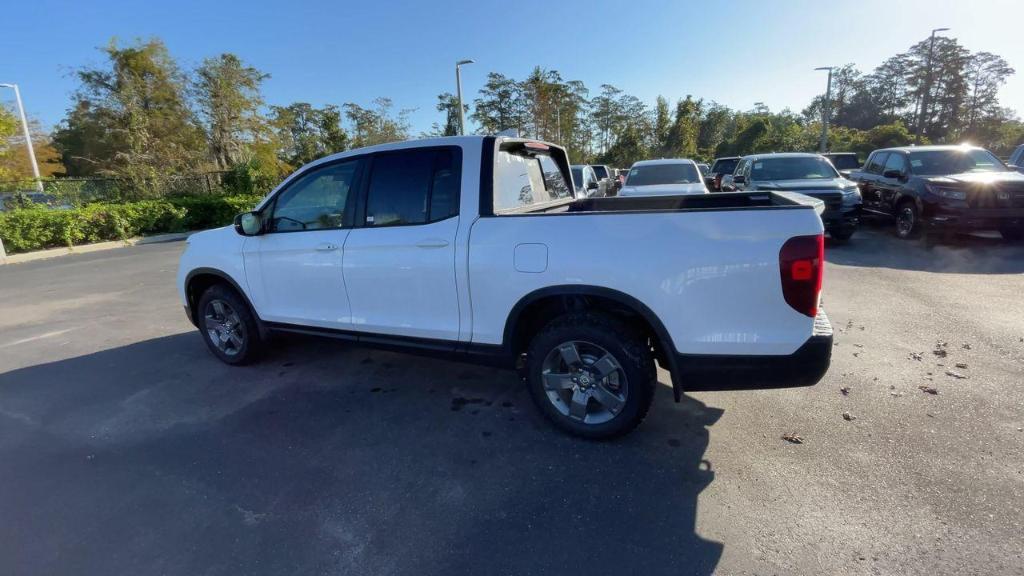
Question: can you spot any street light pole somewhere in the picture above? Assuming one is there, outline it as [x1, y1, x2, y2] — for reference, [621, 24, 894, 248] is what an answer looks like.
[814, 67, 833, 153]
[0, 83, 43, 192]
[455, 59, 474, 136]
[916, 27, 950, 144]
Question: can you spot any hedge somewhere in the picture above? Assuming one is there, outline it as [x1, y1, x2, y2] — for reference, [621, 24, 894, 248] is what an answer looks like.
[0, 194, 264, 254]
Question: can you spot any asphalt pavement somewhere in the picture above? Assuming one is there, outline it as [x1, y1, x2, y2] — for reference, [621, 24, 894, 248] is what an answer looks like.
[1, 223, 1022, 576]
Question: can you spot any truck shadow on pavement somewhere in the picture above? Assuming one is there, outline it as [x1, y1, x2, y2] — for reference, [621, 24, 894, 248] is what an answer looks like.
[0, 332, 724, 576]
[826, 223, 1024, 274]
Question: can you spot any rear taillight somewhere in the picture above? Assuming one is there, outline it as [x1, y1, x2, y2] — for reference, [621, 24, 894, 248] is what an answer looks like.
[779, 234, 824, 317]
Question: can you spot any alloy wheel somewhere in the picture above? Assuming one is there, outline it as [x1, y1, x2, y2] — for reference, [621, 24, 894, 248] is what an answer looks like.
[541, 340, 628, 425]
[204, 299, 244, 356]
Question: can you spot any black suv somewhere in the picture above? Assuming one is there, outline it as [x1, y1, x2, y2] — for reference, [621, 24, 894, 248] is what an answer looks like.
[848, 145, 1024, 241]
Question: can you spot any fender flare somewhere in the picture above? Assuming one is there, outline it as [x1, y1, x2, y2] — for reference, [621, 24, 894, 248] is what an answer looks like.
[502, 285, 685, 401]
[183, 268, 266, 336]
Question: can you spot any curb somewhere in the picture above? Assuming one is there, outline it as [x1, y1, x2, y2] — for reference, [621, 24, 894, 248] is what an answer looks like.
[0, 231, 198, 266]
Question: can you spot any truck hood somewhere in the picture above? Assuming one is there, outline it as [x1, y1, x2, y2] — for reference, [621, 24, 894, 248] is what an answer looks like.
[925, 171, 1024, 186]
[618, 183, 708, 196]
[753, 178, 853, 191]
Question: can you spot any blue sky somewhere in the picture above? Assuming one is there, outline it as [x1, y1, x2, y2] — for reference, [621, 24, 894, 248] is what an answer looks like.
[2, 0, 1021, 135]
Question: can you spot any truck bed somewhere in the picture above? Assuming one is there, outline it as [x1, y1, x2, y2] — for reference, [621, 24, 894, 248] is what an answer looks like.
[568, 191, 824, 214]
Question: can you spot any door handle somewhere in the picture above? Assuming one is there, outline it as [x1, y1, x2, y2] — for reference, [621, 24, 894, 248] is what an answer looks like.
[315, 243, 339, 251]
[416, 239, 449, 248]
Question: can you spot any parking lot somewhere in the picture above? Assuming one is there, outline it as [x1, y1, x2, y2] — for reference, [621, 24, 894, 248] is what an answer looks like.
[1, 223, 1023, 576]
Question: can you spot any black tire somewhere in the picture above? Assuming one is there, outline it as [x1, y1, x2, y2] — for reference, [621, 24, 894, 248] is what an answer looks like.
[1000, 228, 1023, 242]
[895, 201, 920, 239]
[525, 312, 656, 439]
[829, 227, 855, 243]
[196, 283, 264, 365]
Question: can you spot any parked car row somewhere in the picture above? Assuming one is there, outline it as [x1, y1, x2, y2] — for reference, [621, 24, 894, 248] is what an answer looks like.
[700, 144, 1024, 244]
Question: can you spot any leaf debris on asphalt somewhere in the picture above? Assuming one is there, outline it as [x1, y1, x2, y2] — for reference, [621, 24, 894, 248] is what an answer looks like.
[945, 370, 968, 379]
[955, 362, 968, 369]
[962, 343, 971, 350]
[842, 412, 856, 421]
[840, 386, 850, 395]
[918, 385, 939, 395]
[782, 433, 804, 444]
[909, 352, 923, 361]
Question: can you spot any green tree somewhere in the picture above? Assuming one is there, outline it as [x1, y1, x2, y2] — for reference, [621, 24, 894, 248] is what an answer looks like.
[344, 97, 410, 148]
[427, 92, 465, 137]
[192, 53, 270, 170]
[663, 96, 701, 158]
[270, 102, 349, 167]
[52, 38, 205, 196]
[472, 72, 526, 135]
[962, 52, 1015, 136]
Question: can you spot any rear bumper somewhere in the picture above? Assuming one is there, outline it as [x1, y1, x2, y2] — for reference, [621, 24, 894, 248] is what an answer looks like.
[675, 310, 833, 392]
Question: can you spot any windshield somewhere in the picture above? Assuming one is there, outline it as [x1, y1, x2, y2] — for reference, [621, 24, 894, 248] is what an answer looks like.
[626, 163, 701, 186]
[751, 157, 838, 181]
[908, 149, 1007, 176]
[711, 158, 738, 174]
[592, 166, 608, 179]
[827, 155, 860, 170]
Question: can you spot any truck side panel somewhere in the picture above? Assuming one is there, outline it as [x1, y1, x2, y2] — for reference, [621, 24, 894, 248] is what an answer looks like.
[467, 208, 824, 356]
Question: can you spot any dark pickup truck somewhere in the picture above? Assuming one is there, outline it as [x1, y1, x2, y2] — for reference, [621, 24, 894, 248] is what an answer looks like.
[848, 145, 1024, 242]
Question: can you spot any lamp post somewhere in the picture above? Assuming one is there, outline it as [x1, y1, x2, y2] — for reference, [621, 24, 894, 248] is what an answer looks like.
[814, 67, 833, 153]
[916, 27, 950, 144]
[0, 83, 43, 192]
[455, 59, 474, 135]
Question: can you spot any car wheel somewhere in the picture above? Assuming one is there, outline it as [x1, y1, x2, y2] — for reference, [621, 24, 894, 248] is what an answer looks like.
[525, 312, 655, 439]
[197, 283, 264, 365]
[1000, 228, 1023, 242]
[895, 202, 919, 239]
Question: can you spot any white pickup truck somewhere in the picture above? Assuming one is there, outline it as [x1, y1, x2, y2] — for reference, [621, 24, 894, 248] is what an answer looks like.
[177, 136, 833, 438]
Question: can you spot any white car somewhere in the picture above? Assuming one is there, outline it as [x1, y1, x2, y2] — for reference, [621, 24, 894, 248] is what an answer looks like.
[178, 136, 832, 438]
[619, 159, 709, 196]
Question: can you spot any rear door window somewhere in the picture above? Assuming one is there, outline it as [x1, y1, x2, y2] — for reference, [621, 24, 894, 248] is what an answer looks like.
[364, 147, 461, 226]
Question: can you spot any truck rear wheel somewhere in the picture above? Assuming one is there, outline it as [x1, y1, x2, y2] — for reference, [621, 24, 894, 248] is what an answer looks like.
[525, 312, 655, 439]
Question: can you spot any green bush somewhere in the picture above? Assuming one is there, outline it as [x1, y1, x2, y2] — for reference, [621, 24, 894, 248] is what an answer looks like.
[0, 194, 269, 254]
[0, 200, 188, 254]
[167, 194, 265, 230]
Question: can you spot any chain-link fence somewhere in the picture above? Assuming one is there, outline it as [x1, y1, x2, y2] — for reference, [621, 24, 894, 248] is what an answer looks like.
[0, 172, 233, 209]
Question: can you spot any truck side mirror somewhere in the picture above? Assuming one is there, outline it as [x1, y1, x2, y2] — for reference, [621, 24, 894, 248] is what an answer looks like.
[234, 211, 264, 236]
[587, 181, 599, 190]
[882, 169, 904, 180]
[733, 175, 747, 185]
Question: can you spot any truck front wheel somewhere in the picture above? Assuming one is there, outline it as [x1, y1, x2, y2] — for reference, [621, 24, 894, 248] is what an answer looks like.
[197, 283, 265, 365]
[525, 312, 656, 439]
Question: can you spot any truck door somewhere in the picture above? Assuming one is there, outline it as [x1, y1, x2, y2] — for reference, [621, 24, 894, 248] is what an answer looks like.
[242, 159, 361, 328]
[859, 152, 887, 212]
[877, 152, 909, 212]
[342, 147, 462, 342]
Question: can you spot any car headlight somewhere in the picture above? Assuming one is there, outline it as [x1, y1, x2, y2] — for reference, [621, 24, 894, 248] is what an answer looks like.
[926, 184, 967, 200]
[841, 187, 861, 205]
